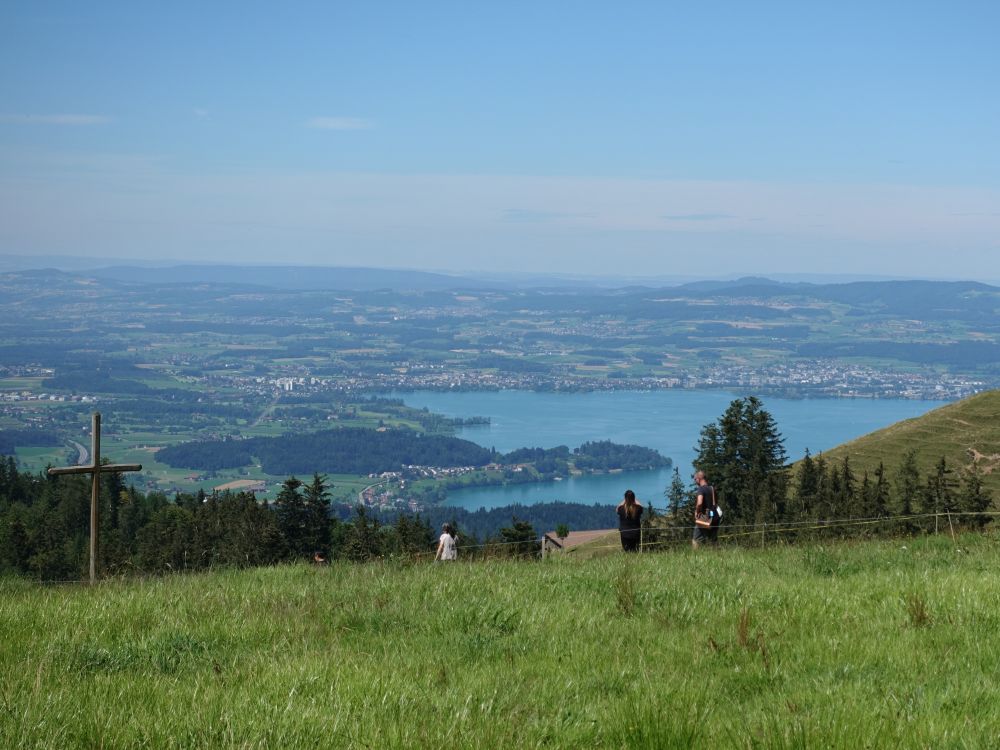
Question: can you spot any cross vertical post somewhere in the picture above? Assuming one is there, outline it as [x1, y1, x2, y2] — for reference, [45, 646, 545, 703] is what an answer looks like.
[48, 412, 142, 584]
[90, 412, 100, 584]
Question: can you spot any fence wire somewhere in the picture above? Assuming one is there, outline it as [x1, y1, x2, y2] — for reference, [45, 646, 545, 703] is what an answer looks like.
[14, 510, 998, 585]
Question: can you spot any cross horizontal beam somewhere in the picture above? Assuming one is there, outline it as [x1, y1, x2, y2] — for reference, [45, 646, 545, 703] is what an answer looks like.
[48, 464, 143, 476]
[46, 413, 145, 584]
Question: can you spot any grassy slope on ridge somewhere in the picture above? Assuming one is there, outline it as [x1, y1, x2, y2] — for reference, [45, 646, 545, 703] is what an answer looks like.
[799, 389, 1000, 497]
[3, 534, 1000, 748]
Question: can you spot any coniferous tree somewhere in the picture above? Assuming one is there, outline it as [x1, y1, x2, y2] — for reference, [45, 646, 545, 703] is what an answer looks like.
[137, 504, 196, 571]
[869, 462, 891, 519]
[389, 514, 435, 557]
[303, 473, 331, 557]
[342, 506, 382, 562]
[894, 449, 922, 532]
[1, 511, 30, 572]
[274, 476, 308, 558]
[216, 492, 283, 567]
[959, 463, 993, 527]
[693, 396, 787, 525]
[555, 523, 570, 545]
[452, 521, 479, 560]
[827, 464, 843, 520]
[812, 454, 832, 520]
[329, 516, 349, 559]
[839, 457, 859, 519]
[496, 517, 540, 558]
[922, 456, 959, 530]
[795, 449, 819, 516]
[858, 471, 871, 528]
[665, 467, 686, 521]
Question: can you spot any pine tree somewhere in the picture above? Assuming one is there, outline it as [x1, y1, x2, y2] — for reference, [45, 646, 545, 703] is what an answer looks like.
[665, 467, 686, 521]
[497, 517, 540, 558]
[838, 456, 858, 519]
[274, 476, 308, 558]
[812, 454, 831, 520]
[922, 456, 958, 528]
[796, 448, 819, 513]
[894, 449, 921, 523]
[859, 471, 871, 524]
[869, 462, 891, 519]
[390, 514, 435, 557]
[959, 462, 993, 528]
[303, 473, 331, 557]
[692, 396, 787, 525]
[136, 505, 196, 571]
[342, 506, 382, 562]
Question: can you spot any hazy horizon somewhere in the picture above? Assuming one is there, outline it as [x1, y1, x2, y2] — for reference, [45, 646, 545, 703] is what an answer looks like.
[2, 3, 998, 279]
[3, 251, 1000, 288]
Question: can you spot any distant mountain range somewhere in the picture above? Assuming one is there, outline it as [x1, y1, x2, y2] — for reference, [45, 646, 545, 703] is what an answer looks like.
[672, 277, 1000, 318]
[2, 259, 1000, 312]
[3, 254, 997, 291]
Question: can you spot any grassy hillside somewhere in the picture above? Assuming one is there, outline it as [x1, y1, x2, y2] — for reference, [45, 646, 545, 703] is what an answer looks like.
[801, 388, 1000, 495]
[4, 534, 1000, 748]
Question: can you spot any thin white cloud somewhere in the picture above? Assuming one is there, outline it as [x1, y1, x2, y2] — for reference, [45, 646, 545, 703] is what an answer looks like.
[305, 116, 372, 131]
[662, 212, 737, 221]
[3, 161, 1000, 278]
[0, 114, 112, 125]
[502, 208, 596, 223]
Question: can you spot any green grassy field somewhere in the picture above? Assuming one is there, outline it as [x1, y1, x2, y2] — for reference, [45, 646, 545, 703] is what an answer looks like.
[807, 389, 1000, 496]
[3, 533, 999, 748]
[13, 445, 72, 472]
[0, 377, 44, 390]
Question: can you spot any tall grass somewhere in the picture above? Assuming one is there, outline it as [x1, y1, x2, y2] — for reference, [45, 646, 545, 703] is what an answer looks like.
[2, 533, 999, 748]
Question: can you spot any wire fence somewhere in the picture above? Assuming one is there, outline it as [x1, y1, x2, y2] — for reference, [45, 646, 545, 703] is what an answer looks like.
[14, 510, 998, 585]
[409, 509, 998, 559]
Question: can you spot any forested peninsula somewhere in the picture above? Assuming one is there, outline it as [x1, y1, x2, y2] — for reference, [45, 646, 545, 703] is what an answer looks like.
[156, 428, 670, 479]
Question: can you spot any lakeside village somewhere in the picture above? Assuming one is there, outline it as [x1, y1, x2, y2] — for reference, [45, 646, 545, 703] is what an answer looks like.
[357, 460, 545, 513]
[218, 359, 987, 401]
[210, 460, 564, 514]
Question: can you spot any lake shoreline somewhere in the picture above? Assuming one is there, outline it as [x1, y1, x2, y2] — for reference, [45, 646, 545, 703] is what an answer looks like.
[385, 389, 951, 511]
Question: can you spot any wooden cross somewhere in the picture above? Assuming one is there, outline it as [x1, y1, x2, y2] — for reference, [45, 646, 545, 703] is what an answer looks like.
[47, 412, 142, 584]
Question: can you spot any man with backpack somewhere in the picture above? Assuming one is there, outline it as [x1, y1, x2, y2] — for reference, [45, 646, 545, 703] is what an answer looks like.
[692, 470, 721, 548]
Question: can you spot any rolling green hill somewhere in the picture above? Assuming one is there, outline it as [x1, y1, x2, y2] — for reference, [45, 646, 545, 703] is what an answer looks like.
[801, 389, 1000, 496]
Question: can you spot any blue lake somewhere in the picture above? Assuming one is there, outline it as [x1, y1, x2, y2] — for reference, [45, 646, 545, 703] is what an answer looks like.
[389, 390, 948, 511]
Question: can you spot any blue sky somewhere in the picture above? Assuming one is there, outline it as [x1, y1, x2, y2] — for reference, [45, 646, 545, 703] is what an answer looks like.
[1, 1, 998, 278]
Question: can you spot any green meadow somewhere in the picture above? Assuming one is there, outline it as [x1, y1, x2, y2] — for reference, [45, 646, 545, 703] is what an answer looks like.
[3, 533, 999, 748]
[811, 389, 1000, 497]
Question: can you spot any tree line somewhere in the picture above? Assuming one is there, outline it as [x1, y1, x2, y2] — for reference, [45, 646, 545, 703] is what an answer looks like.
[0, 458, 541, 580]
[660, 396, 994, 534]
[2, 396, 995, 580]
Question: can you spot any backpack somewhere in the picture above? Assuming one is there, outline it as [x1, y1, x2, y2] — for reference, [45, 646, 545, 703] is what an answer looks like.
[695, 486, 721, 527]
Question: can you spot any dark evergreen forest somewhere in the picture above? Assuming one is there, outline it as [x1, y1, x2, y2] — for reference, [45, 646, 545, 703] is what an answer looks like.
[0, 458, 557, 579]
[156, 428, 496, 474]
[156, 428, 671, 476]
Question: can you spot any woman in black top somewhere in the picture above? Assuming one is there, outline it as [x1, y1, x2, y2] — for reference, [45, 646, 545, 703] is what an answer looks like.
[616, 489, 643, 552]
